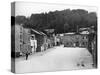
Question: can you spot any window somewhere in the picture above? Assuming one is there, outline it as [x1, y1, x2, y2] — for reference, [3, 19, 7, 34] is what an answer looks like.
[82, 36, 84, 39]
[20, 34, 22, 39]
[83, 42, 85, 45]
[20, 27, 23, 33]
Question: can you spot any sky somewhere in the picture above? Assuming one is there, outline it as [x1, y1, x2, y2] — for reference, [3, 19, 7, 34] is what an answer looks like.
[12, 2, 97, 17]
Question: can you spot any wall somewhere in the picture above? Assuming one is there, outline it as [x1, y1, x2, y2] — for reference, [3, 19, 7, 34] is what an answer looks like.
[62, 34, 88, 47]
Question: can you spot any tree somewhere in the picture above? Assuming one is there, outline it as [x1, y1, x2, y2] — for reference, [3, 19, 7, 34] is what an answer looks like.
[64, 22, 70, 32]
[15, 16, 27, 25]
[15, 9, 97, 33]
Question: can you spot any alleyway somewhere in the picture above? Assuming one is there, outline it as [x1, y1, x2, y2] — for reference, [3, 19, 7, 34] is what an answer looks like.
[15, 45, 93, 73]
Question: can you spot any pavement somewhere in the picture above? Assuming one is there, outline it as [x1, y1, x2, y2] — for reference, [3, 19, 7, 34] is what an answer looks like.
[15, 45, 94, 73]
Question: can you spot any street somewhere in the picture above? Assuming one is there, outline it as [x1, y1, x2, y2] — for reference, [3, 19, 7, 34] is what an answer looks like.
[15, 45, 93, 73]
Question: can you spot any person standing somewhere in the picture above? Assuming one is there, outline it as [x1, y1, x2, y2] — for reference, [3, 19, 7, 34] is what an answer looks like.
[57, 38, 60, 46]
[54, 36, 57, 46]
[25, 52, 28, 60]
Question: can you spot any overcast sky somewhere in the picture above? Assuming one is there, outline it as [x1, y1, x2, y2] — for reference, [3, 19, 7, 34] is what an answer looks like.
[12, 2, 97, 17]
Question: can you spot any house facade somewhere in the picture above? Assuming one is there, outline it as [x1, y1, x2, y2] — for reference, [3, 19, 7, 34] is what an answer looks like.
[62, 33, 88, 48]
[14, 24, 49, 57]
[14, 24, 32, 56]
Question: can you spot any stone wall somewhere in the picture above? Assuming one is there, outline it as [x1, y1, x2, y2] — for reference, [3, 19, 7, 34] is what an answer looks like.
[62, 34, 88, 48]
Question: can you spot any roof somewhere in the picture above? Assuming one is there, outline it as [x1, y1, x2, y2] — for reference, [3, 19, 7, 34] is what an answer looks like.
[31, 29, 46, 36]
[80, 31, 89, 34]
[65, 33, 75, 34]
[44, 29, 55, 33]
[39, 31, 46, 35]
[31, 29, 41, 35]
[79, 27, 90, 31]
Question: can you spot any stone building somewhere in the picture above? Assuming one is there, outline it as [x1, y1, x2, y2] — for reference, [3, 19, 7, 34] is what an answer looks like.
[62, 33, 88, 48]
[12, 24, 48, 57]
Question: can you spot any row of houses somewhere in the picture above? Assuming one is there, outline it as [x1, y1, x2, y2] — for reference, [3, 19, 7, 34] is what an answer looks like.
[60, 26, 96, 48]
[12, 24, 97, 60]
[12, 24, 56, 57]
[61, 33, 88, 48]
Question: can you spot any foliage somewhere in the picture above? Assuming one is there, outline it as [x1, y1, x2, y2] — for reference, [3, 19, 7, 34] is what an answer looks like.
[15, 9, 97, 33]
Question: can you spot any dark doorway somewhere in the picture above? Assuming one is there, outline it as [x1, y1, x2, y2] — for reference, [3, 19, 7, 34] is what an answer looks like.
[76, 41, 79, 47]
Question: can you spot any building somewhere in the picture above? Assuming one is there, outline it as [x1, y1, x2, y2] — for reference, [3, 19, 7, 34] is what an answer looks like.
[62, 33, 88, 48]
[13, 24, 32, 57]
[20, 26, 32, 55]
[31, 29, 48, 52]
[12, 24, 48, 57]
[88, 31, 97, 68]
